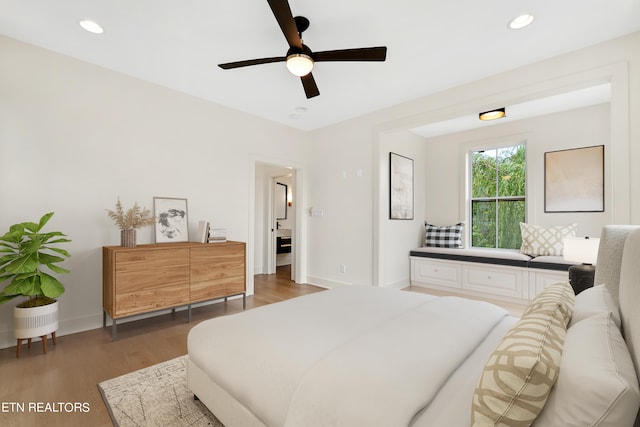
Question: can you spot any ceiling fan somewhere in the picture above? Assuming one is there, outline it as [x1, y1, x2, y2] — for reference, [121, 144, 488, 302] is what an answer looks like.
[218, 0, 387, 99]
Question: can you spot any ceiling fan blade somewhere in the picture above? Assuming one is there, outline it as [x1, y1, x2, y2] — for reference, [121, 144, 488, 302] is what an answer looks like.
[301, 73, 320, 99]
[266, 0, 302, 49]
[218, 56, 286, 70]
[313, 46, 387, 62]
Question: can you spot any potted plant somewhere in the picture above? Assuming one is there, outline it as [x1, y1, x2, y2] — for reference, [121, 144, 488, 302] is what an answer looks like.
[106, 198, 155, 248]
[0, 212, 71, 355]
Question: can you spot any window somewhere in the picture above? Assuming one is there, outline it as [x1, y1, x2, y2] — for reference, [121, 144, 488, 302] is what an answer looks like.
[470, 144, 526, 249]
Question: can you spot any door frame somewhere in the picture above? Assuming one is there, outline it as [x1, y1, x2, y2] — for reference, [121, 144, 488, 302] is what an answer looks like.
[249, 156, 306, 289]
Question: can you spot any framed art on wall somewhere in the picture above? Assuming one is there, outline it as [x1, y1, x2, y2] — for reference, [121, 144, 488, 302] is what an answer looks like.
[544, 145, 604, 212]
[154, 197, 189, 243]
[389, 152, 414, 220]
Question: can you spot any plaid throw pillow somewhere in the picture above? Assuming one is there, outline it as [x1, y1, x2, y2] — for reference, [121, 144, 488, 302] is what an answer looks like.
[424, 222, 464, 248]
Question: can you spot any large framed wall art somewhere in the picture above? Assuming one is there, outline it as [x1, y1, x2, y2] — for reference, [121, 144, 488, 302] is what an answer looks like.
[544, 145, 604, 213]
[389, 152, 414, 220]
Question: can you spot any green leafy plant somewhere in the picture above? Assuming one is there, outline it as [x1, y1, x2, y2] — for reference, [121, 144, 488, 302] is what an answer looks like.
[106, 198, 154, 230]
[0, 212, 71, 306]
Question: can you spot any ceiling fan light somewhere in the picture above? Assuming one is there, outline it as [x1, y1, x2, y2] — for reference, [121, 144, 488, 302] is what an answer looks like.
[286, 54, 314, 77]
[479, 107, 506, 121]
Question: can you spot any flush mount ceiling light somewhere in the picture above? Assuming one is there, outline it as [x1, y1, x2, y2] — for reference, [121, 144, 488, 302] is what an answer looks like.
[479, 107, 506, 121]
[286, 53, 314, 77]
[508, 13, 534, 30]
[79, 19, 104, 34]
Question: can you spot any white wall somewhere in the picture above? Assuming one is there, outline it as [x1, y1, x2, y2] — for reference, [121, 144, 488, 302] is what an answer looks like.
[0, 36, 307, 349]
[306, 118, 377, 287]
[424, 103, 611, 240]
[2, 30, 640, 348]
[305, 31, 639, 289]
[378, 131, 428, 288]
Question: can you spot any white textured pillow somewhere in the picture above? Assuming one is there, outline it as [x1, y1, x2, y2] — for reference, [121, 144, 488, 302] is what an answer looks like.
[569, 284, 621, 329]
[533, 312, 640, 427]
[520, 223, 577, 256]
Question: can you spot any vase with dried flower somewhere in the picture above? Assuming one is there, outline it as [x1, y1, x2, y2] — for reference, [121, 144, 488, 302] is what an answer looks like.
[106, 198, 154, 248]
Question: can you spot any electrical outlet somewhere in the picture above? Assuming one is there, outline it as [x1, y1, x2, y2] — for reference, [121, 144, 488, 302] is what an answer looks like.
[340, 264, 346, 273]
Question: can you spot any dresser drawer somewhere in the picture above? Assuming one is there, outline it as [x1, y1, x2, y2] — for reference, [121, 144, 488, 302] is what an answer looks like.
[115, 248, 189, 272]
[190, 247, 244, 283]
[115, 282, 190, 317]
[116, 266, 190, 293]
[190, 276, 245, 302]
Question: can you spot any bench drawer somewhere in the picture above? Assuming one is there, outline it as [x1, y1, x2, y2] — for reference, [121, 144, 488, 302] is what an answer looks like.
[410, 257, 461, 288]
[463, 264, 527, 299]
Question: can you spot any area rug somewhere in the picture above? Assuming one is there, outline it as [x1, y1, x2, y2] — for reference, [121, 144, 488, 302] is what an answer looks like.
[98, 355, 224, 426]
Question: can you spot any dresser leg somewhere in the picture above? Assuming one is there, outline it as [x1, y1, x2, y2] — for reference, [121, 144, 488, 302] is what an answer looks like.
[112, 319, 117, 341]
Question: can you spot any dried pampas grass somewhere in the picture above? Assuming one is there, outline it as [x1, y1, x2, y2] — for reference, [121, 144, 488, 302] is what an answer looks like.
[107, 198, 155, 230]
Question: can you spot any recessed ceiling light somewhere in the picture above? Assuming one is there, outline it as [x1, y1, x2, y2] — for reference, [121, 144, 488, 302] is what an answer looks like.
[508, 14, 534, 30]
[80, 20, 104, 34]
[479, 107, 506, 121]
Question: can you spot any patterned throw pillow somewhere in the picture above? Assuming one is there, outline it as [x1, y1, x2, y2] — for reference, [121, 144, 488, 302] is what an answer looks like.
[471, 282, 575, 427]
[520, 223, 577, 256]
[424, 222, 464, 248]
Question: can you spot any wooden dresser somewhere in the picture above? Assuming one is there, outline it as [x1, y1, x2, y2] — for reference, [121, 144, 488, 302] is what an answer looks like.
[102, 241, 245, 339]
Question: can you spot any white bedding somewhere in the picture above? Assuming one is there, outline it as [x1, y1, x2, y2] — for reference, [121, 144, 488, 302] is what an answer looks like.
[188, 286, 512, 426]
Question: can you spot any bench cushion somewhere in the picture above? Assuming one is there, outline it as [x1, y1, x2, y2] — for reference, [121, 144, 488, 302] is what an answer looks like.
[410, 247, 531, 268]
[528, 255, 576, 272]
[410, 247, 576, 271]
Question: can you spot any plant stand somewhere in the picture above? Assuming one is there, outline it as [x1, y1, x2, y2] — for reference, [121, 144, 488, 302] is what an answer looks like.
[14, 301, 59, 358]
[16, 333, 56, 358]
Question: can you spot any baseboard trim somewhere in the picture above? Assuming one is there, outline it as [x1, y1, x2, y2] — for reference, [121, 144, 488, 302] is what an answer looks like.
[305, 276, 351, 289]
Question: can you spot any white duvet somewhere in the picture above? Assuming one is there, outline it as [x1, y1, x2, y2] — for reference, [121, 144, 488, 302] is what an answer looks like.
[188, 286, 509, 427]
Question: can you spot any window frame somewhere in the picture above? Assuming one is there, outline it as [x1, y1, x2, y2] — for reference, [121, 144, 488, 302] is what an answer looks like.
[467, 141, 527, 250]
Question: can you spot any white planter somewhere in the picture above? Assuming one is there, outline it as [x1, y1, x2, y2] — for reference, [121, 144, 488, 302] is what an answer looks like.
[14, 301, 59, 339]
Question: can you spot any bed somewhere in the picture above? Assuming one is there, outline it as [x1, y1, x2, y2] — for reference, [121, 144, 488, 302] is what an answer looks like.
[187, 225, 640, 426]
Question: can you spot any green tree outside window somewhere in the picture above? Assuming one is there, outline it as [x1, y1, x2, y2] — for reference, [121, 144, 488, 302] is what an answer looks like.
[471, 144, 526, 249]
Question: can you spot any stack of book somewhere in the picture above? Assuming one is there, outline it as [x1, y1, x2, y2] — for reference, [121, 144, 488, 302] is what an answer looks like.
[195, 221, 228, 243]
[208, 225, 228, 243]
[196, 221, 210, 243]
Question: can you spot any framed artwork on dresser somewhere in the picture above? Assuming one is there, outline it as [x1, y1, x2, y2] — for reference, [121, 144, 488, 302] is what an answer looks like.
[154, 197, 189, 243]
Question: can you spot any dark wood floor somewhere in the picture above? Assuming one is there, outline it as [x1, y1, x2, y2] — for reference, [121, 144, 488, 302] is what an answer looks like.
[0, 266, 324, 427]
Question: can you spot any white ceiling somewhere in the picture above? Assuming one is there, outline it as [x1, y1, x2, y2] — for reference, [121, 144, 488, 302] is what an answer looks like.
[1, 1, 639, 131]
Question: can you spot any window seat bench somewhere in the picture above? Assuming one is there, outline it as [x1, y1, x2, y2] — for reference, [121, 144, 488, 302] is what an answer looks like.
[409, 247, 577, 303]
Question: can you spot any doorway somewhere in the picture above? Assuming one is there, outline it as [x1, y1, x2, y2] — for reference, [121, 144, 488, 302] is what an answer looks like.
[254, 161, 299, 282]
